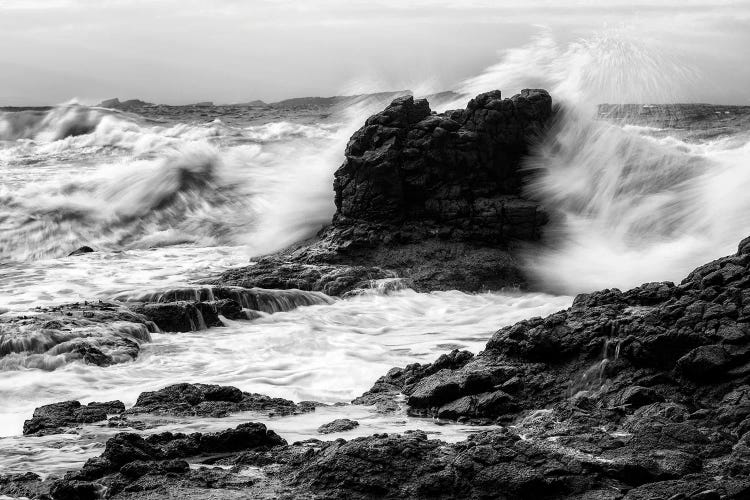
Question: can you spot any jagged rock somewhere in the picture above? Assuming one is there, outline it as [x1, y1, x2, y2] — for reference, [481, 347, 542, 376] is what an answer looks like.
[0, 472, 49, 498]
[334, 89, 551, 239]
[23, 400, 125, 436]
[215, 89, 554, 294]
[66, 422, 284, 484]
[317, 419, 359, 434]
[125, 383, 317, 418]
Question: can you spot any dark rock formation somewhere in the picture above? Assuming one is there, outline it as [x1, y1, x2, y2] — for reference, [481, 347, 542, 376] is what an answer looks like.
[0, 286, 332, 371]
[23, 400, 124, 436]
[0, 472, 50, 499]
[21, 383, 317, 436]
[333, 89, 551, 239]
[317, 418, 359, 434]
[128, 301, 222, 332]
[342, 236, 750, 496]
[216, 89, 554, 294]
[50, 422, 285, 498]
[116, 285, 334, 321]
[67, 246, 94, 256]
[125, 383, 318, 418]
[0, 302, 157, 368]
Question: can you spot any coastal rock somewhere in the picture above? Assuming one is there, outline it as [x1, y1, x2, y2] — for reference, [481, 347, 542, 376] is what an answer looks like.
[128, 301, 221, 332]
[0, 302, 156, 369]
[317, 418, 359, 434]
[68, 246, 94, 256]
[215, 89, 554, 294]
[116, 285, 334, 319]
[67, 422, 284, 484]
[333, 89, 551, 239]
[214, 261, 396, 297]
[0, 472, 50, 499]
[23, 400, 125, 436]
[34, 423, 750, 499]
[21, 384, 316, 436]
[125, 383, 316, 418]
[342, 235, 750, 496]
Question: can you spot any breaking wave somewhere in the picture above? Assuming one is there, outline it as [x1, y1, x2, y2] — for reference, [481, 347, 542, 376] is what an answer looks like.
[0, 95, 402, 261]
[454, 28, 750, 293]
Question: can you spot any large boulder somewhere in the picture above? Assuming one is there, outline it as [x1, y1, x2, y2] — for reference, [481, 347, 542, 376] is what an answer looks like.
[216, 90, 554, 294]
[334, 89, 552, 242]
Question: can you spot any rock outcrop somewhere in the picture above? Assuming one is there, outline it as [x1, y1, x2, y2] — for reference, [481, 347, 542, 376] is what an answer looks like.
[0, 302, 157, 369]
[0, 286, 335, 370]
[7, 237, 750, 498]
[23, 400, 125, 436]
[216, 89, 553, 294]
[124, 383, 318, 418]
[21, 383, 318, 436]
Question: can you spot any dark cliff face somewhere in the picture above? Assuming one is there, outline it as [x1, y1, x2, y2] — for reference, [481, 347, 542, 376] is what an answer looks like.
[333, 89, 552, 243]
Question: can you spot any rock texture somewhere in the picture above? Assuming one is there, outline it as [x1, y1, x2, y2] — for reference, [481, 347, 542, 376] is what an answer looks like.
[21, 383, 318, 436]
[215, 89, 554, 294]
[0, 302, 157, 369]
[0, 286, 334, 370]
[333, 89, 551, 240]
[125, 383, 318, 418]
[7, 239, 750, 498]
[317, 418, 359, 434]
[23, 400, 125, 436]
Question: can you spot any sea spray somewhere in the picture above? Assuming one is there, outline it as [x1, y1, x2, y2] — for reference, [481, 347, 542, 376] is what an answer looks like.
[450, 28, 750, 293]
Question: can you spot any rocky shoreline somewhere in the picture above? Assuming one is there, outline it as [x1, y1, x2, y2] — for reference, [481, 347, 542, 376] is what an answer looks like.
[215, 88, 553, 295]
[3, 90, 750, 499]
[5, 236, 750, 499]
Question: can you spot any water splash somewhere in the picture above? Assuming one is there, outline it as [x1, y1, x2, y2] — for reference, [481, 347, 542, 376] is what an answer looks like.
[454, 28, 750, 293]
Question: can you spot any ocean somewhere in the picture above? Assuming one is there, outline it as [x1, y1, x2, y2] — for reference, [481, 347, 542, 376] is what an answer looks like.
[2, 31, 750, 477]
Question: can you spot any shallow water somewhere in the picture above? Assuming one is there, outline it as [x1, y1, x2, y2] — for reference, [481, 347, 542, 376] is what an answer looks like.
[0, 289, 570, 474]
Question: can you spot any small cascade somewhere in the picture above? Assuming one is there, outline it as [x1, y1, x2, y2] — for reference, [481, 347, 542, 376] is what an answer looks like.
[218, 287, 334, 314]
[569, 321, 623, 396]
[112, 287, 216, 303]
[344, 278, 413, 296]
[0, 320, 153, 370]
[113, 285, 333, 315]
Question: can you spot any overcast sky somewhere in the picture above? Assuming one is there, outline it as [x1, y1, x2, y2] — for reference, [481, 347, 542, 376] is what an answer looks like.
[1, 0, 749, 105]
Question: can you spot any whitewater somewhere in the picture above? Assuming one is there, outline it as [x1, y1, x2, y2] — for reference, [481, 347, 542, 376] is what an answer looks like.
[2, 30, 750, 476]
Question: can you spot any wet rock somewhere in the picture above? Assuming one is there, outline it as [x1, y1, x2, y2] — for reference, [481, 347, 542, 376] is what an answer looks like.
[0, 301, 156, 369]
[23, 400, 125, 436]
[339, 234, 750, 495]
[676, 344, 732, 379]
[68, 245, 95, 256]
[334, 90, 551, 238]
[129, 301, 220, 332]
[215, 261, 395, 297]
[126, 383, 315, 418]
[618, 386, 664, 408]
[0, 472, 49, 498]
[118, 285, 334, 319]
[50, 480, 103, 500]
[214, 90, 554, 294]
[68, 422, 285, 482]
[209, 298, 245, 320]
[317, 418, 359, 434]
